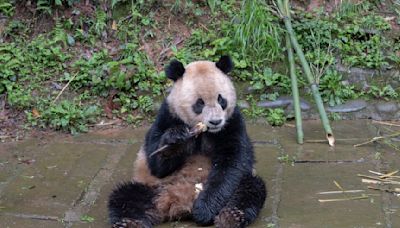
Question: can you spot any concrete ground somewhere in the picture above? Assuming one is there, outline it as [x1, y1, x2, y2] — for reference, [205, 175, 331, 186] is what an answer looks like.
[1, 120, 399, 228]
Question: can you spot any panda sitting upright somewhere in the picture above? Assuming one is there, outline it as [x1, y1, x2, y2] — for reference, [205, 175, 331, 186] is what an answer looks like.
[108, 56, 267, 228]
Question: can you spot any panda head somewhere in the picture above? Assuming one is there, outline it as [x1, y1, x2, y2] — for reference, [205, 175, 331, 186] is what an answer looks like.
[165, 56, 236, 133]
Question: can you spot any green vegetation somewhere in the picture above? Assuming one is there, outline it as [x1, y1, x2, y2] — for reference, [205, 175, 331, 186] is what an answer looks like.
[266, 108, 286, 126]
[318, 69, 357, 106]
[80, 214, 95, 223]
[0, 0, 399, 135]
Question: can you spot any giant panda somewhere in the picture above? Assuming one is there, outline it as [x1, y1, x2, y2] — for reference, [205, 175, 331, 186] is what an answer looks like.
[108, 56, 266, 228]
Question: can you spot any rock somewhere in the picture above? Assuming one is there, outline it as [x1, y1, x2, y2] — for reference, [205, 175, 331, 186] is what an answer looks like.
[257, 99, 291, 109]
[335, 63, 400, 90]
[257, 96, 311, 110]
[327, 99, 367, 113]
[375, 101, 399, 113]
[246, 86, 256, 94]
[237, 100, 250, 109]
[354, 105, 380, 120]
[67, 34, 75, 46]
[300, 100, 311, 111]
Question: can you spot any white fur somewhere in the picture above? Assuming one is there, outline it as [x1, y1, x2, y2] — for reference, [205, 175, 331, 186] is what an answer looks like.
[167, 61, 236, 131]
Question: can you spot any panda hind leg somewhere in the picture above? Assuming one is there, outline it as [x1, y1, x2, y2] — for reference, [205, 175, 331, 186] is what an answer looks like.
[108, 181, 161, 228]
[214, 174, 266, 228]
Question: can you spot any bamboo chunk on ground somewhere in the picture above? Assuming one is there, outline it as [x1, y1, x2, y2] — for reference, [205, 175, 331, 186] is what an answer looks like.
[318, 195, 369, 203]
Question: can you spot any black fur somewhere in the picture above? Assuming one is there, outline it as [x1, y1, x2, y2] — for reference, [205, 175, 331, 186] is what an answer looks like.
[218, 94, 227, 110]
[192, 98, 205, 114]
[108, 181, 159, 227]
[216, 55, 233, 74]
[144, 102, 193, 178]
[146, 102, 263, 226]
[108, 101, 266, 226]
[222, 174, 267, 226]
[165, 60, 185, 81]
[108, 57, 266, 227]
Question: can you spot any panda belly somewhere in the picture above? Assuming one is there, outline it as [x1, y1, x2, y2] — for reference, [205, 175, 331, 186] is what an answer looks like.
[133, 147, 211, 220]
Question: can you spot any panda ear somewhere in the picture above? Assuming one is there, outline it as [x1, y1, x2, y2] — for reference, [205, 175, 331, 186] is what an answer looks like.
[216, 55, 233, 74]
[165, 60, 185, 81]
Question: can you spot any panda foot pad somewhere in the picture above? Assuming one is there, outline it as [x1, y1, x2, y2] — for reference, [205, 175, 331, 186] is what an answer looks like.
[112, 218, 148, 228]
[214, 207, 245, 228]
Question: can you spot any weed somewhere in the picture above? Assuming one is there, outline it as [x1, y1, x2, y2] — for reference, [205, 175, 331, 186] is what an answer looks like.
[366, 85, 399, 100]
[94, 9, 108, 37]
[328, 112, 342, 121]
[250, 67, 292, 101]
[277, 154, 296, 165]
[80, 215, 95, 223]
[29, 100, 100, 135]
[242, 95, 267, 119]
[0, 0, 14, 17]
[318, 70, 356, 106]
[295, 8, 392, 69]
[229, 0, 283, 65]
[266, 108, 286, 126]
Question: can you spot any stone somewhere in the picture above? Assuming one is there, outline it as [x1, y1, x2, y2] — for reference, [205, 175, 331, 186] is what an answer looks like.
[257, 96, 310, 110]
[327, 99, 367, 113]
[375, 101, 399, 113]
[237, 100, 250, 109]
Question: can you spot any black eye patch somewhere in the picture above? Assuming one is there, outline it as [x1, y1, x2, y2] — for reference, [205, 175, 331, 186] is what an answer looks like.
[218, 94, 227, 110]
[192, 98, 205, 114]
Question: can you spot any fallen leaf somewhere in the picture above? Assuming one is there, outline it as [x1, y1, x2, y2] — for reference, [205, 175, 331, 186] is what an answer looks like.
[32, 108, 40, 118]
[112, 20, 117, 30]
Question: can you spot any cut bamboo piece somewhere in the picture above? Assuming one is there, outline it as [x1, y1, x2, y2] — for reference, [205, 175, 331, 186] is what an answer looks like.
[380, 170, 399, 179]
[318, 195, 369, 203]
[317, 190, 365, 195]
[353, 132, 400, 147]
[368, 186, 400, 194]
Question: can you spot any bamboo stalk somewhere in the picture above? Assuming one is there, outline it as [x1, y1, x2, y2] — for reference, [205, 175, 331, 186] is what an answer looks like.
[286, 34, 303, 144]
[277, 0, 335, 146]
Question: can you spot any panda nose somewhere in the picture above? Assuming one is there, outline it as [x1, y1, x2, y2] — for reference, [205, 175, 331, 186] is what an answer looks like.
[209, 119, 222, 126]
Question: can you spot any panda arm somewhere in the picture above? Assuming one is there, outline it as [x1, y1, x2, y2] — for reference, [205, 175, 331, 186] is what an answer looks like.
[144, 102, 191, 178]
[193, 155, 245, 225]
[193, 109, 253, 225]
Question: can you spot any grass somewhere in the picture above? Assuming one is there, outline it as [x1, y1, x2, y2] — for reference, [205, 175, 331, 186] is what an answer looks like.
[0, 0, 399, 136]
[229, 0, 283, 65]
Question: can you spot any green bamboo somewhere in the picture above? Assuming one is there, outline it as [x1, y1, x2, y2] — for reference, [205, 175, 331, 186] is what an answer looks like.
[286, 35, 303, 144]
[277, 0, 335, 146]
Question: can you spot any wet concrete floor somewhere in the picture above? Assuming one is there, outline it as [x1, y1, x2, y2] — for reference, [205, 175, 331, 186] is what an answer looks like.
[1, 120, 399, 228]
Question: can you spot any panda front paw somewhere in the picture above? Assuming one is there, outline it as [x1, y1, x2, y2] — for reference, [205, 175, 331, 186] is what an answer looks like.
[160, 125, 191, 146]
[214, 207, 245, 228]
[192, 199, 214, 226]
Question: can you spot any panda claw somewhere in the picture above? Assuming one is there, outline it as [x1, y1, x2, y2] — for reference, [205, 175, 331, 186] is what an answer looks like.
[214, 207, 245, 228]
